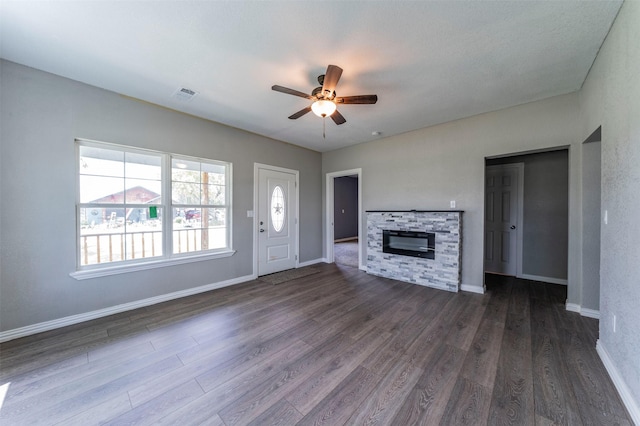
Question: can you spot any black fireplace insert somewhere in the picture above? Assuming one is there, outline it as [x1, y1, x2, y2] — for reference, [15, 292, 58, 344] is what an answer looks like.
[382, 230, 435, 259]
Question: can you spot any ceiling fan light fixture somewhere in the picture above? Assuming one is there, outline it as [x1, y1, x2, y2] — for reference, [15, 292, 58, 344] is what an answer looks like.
[311, 100, 337, 117]
[272, 64, 377, 126]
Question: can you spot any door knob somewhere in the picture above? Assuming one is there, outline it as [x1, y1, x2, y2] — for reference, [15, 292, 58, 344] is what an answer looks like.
[510, 225, 516, 229]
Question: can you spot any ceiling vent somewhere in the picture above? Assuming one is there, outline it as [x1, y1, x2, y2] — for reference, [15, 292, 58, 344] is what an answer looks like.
[172, 87, 198, 102]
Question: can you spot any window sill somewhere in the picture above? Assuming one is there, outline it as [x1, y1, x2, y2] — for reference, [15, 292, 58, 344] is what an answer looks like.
[70, 250, 236, 280]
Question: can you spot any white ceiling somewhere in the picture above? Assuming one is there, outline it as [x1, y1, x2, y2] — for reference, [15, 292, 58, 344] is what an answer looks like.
[0, 1, 622, 152]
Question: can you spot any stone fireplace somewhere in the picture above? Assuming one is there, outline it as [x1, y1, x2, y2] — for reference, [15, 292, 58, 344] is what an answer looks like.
[367, 210, 462, 292]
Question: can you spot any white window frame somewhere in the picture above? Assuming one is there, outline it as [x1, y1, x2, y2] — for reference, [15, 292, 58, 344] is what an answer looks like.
[71, 139, 234, 280]
[169, 154, 232, 258]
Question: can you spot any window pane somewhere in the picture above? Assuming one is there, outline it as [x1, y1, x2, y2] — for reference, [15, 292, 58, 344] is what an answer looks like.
[271, 185, 285, 232]
[208, 208, 226, 227]
[79, 207, 162, 266]
[172, 159, 201, 183]
[207, 226, 227, 249]
[80, 175, 124, 203]
[172, 207, 227, 254]
[124, 178, 162, 204]
[202, 163, 226, 185]
[125, 152, 161, 180]
[172, 182, 201, 204]
[79, 146, 124, 177]
[172, 207, 201, 227]
[185, 207, 202, 223]
[172, 206, 200, 254]
[80, 146, 162, 205]
[203, 184, 225, 205]
[207, 207, 226, 249]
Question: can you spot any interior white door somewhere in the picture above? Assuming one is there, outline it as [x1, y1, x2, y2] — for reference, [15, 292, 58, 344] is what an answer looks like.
[258, 167, 297, 276]
[484, 164, 521, 275]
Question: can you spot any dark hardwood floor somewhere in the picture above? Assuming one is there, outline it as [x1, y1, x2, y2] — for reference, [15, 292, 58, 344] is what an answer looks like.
[0, 264, 632, 425]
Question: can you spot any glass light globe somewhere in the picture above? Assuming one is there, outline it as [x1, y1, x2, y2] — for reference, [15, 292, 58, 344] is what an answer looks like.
[311, 100, 337, 117]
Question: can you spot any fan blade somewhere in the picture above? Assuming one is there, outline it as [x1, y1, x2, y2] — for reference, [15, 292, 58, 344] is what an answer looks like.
[330, 109, 346, 125]
[288, 106, 312, 120]
[272, 85, 312, 99]
[322, 65, 343, 96]
[335, 94, 378, 104]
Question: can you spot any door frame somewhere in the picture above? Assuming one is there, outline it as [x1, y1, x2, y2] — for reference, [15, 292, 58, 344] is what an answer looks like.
[325, 168, 363, 269]
[253, 163, 300, 277]
[484, 163, 524, 278]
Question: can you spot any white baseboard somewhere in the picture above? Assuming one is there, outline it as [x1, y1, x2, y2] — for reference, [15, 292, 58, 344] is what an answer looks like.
[566, 302, 581, 313]
[461, 284, 485, 294]
[580, 308, 600, 319]
[519, 273, 568, 286]
[0, 273, 255, 343]
[596, 340, 640, 425]
[565, 302, 600, 319]
[334, 237, 358, 243]
[298, 258, 328, 267]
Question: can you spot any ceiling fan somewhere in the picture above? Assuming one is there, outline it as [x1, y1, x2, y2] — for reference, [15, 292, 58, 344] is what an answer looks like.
[271, 65, 378, 126]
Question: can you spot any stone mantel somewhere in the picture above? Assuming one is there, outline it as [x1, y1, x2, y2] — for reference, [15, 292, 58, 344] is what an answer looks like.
[366, 210, 462, 292]
[366, 210, 465, 213]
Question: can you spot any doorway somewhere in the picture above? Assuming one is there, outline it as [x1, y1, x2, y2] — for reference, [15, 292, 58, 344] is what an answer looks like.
[333, 175, 359, 267]
[580, 127, 602, 314]
[255, 163, 299, 276]
[484, 149, 569, 285]
[325, 169, 362, 269]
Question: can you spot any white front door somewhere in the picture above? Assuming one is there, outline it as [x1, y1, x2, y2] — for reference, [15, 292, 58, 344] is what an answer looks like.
[484, 164, 522, 276]
[257, 166, 298, 276]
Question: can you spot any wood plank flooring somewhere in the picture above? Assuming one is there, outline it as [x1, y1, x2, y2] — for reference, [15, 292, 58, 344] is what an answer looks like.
[0, 264, 633, 425]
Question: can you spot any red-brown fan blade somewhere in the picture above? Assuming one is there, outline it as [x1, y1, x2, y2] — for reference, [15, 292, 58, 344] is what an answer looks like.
[330, 109, 346, 125]
[322, 65, 343, 96]
[288, 106, 312, 120]
[335, 95, 378, 104]
[272, 85, 312, 99]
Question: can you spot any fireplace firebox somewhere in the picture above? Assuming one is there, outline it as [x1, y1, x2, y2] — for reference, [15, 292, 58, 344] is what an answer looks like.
[382, 230, 435, 259]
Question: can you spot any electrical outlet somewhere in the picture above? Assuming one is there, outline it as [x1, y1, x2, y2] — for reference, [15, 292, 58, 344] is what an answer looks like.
[450, 200, 456, 208]
[604, 210, 608, 225]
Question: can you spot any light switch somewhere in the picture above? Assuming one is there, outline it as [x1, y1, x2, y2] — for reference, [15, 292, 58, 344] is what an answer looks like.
[604, 210, 608, 225]
[247, 210, 254, 218]
[450, 200, 456, 208]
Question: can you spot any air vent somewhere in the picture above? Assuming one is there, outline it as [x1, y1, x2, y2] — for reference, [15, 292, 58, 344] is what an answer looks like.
[172, 87, 198, 102]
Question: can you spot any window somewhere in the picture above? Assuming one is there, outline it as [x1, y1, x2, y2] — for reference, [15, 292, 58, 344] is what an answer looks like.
[76, 140, 232, 273]
[270, 185, 285, 233]
[172, 158, 228, 254]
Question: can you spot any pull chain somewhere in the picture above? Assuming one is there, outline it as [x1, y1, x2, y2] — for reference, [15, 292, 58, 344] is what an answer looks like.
[323, 117, 326, 139]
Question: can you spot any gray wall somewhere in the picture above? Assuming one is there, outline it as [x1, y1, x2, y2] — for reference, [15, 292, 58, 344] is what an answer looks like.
[522, 152, 568, 279]
[579, 0, 640, 408]
[323, 93, 580, 294]
[333, 176, 358, 240]
[0, 60, 323, 332]
[487, 150, 569, 280]
[581, 141, 601, 312]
